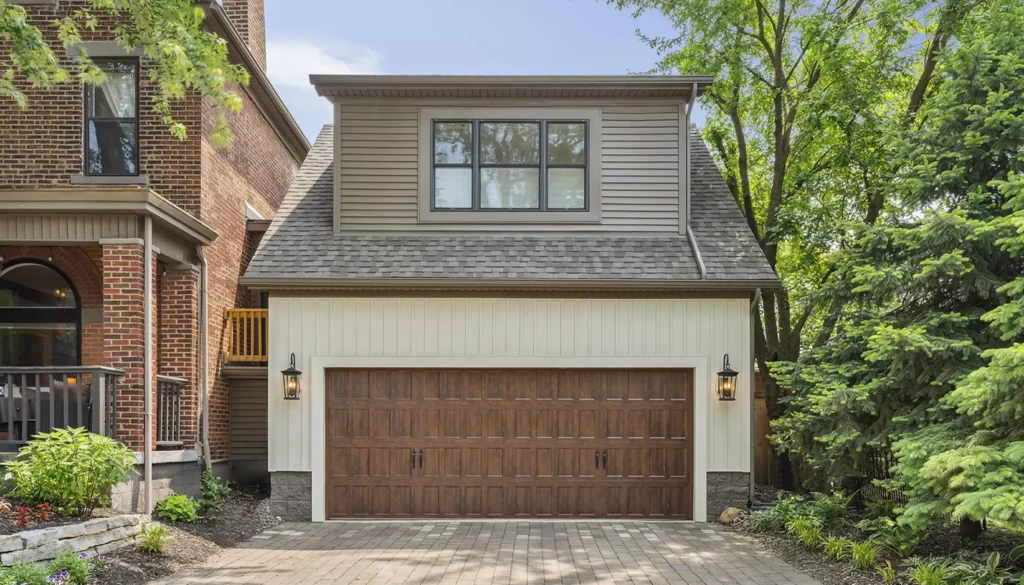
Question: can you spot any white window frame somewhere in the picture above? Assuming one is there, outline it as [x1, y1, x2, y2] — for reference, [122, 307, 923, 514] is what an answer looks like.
[418, 107, 602, 224]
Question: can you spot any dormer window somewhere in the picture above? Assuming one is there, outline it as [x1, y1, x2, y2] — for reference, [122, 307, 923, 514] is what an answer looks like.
[85, 59, 139, 176]
[432, 119, 588, 212]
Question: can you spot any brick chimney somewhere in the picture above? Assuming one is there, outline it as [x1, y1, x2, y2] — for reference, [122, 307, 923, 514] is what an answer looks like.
[222, 0, 266, 70]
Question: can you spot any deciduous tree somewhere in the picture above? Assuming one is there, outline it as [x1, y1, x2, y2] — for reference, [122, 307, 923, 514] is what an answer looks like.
[1, 0, 248, 145]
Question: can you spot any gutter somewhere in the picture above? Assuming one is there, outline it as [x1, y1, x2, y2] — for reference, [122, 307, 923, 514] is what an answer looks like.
[143, 216, 153, 514]
[238, 276, 780, 292]
[749, 287, 762, 508]
[682, 82, 707, 279]
[197, 246, 211, 472]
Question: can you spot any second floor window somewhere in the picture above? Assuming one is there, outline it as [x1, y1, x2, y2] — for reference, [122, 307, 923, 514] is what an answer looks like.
[432, 120, 588, 211]
[85, 60, 139, 176]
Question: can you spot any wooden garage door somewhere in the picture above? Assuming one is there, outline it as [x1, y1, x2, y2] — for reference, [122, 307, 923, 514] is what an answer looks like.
[326, 369, 693, 519]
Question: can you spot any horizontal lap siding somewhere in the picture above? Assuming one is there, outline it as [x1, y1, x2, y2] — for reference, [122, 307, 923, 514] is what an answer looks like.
[601, 105, 679, 229]
[268, 298, 749, 475]
[339, 106, 420, 229]
[337, 103, 679, 232]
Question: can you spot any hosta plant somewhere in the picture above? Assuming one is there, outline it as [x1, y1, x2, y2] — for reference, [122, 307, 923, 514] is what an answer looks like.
[823, 536, 850, 561]
[849, 540, 880, 570]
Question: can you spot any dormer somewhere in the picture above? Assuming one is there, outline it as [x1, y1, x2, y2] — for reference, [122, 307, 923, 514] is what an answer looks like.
[311, 75, 711, 234]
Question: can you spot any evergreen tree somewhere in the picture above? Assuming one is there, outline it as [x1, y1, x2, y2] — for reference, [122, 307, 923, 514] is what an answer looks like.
[771, 0, 1024, 529]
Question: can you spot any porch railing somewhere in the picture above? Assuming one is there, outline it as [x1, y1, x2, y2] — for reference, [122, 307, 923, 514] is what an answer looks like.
[225, 308, 268, 364]
[156, 375, 185, 448]
[0, 367, 123, 448]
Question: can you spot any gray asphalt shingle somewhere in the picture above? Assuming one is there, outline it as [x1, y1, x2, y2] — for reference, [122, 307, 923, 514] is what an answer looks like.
[245, 125, 776, 285]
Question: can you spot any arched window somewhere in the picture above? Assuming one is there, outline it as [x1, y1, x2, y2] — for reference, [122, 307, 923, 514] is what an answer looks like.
[0, 262, 80, 367]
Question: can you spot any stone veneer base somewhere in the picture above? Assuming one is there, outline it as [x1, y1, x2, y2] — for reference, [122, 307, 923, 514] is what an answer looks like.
[270, 471, 312, 521]
[706, 471, 751, 522]
[111, 457, 202, 513]
[0, 514, 147, 566]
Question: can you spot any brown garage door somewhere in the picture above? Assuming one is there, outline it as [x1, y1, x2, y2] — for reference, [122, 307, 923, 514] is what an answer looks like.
[326, 369, 693, 519]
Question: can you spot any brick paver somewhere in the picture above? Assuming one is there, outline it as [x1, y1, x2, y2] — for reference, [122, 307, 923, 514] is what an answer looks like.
[153, 521, 819, 585]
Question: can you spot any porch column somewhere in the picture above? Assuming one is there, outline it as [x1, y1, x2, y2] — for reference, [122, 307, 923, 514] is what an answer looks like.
[101, 241, 156, 451]
[157, 265, 200, 449]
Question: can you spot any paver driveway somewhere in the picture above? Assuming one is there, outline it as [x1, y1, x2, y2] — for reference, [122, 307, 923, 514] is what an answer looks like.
[154, 521, 819, 585]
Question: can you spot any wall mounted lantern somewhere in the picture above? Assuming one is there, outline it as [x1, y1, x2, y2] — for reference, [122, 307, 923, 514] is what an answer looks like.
[717, 354, 739, 401]
[282, 353, 302, 400]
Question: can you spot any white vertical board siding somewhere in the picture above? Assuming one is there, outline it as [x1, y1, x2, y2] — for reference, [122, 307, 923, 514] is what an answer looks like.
[337, 103, 679, 232]
[268, 297, 750, 475]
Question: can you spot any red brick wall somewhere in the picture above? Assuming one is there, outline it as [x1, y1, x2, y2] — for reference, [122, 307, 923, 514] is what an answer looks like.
[201, 87, 296, 460]
[1, 3, 298, 460]
[157, 266, 200, 449]
[102, 243, 147, 451]
[222, 0, 266, 71]
[0, 2, 203, 214]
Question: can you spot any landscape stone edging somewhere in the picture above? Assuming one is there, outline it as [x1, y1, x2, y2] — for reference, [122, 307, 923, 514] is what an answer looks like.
[0, 514, 148, 566]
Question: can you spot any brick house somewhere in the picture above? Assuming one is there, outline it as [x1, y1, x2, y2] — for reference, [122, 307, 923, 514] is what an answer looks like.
[0, 0, 308, 510]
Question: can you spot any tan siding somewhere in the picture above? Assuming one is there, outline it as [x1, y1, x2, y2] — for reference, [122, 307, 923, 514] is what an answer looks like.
[230, 378, 268, 462]
[0, 214, 139, 242]
[337, 102, 680, 232]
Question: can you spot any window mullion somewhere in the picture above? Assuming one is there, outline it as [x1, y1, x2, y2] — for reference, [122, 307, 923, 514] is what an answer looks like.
[539, 120, 547, 211]
[472, 120, 480, 211]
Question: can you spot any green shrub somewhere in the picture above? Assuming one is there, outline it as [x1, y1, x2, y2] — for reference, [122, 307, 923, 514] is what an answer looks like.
[857, 517, 927, 558]
[5, 428, 135, 516]
[750, 495, 811, 532]
[196, 470, 230, 516]
[949, 552, 1016, 585]
[908, 561, 948, 585]
[47, 551, 103, 585]
[809, 491, 851, 528]
[864, 497, 899, 520]
[849, 540, 880, 570]
[139, 523, 173, 553]
[787, 518, 822, 551]
[877, 561, 897, 584]
[0, 562, 51, 585]
[155, 494, 197, 523]
[0, 552, 101, 585]
[823, 536, 850, 561]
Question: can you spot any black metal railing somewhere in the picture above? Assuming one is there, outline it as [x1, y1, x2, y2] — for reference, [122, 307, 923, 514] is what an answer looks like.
[156, 375, 185, 447]
[0, 367, 124, 448]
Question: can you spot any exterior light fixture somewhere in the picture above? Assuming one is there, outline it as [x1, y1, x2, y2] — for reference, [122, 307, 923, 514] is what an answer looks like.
[282, 353, 302, 400]
[717, 354, 739, 401]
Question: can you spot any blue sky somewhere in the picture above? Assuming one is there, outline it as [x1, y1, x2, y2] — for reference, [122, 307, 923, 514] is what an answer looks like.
[264, 0, 705, 140]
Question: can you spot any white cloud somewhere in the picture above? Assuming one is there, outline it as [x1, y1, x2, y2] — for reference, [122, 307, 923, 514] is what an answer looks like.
[265, 39, 384, 140]
[267, 39, 384, 89]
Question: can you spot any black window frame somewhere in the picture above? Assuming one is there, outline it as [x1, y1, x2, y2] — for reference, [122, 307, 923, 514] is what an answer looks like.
[430, 119, 589, 212]
[83, 58, 141, 177]
[0, 260, 82, 367]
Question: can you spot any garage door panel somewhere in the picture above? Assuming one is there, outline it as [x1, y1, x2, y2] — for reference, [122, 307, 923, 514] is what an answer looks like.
[326, 368, 693, 519]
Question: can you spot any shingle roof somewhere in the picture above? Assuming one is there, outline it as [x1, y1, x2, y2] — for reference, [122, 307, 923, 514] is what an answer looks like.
[244, 125, 777, 288]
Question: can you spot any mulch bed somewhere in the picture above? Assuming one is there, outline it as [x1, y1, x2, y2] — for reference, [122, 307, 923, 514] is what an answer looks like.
[92, 485, 278, 585]
[728, 487, 1024, 585]
[0, 500, 123, 536]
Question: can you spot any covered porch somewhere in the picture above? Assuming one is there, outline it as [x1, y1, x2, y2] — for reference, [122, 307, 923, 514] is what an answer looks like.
[0, 187, 216, 465]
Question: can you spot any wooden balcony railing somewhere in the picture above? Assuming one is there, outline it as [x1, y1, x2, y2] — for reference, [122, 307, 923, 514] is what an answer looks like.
[225, 308, 268, 364]
[0, 367, 124, 448]
[156, 375, 185, 448]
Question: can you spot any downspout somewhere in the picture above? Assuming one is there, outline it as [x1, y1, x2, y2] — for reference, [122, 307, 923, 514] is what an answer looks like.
[143, 216, 154, 514]
[749, 287, 762, 508]
[196, 246, 211, 472]
[683, 82, 707, 279]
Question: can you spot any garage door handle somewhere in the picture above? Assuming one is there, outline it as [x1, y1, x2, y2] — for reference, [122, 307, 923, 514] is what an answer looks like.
[411, 449, 416, 470]
[595, 450, 600, 469]
[602, 450, 607, 470]
[418, 449, 423, 469]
